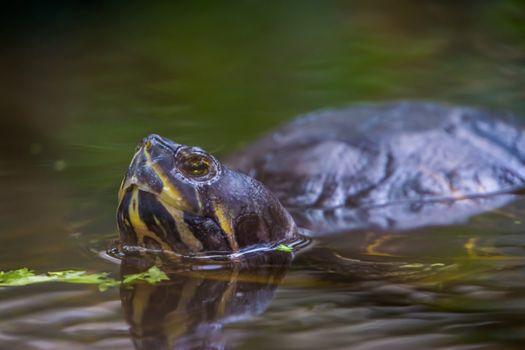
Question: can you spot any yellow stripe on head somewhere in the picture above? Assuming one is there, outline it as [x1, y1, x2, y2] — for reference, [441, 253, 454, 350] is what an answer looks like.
[118, 177, 127, 202]
[143, 147, 198, 214]
[119, 148, 143, 202]
[159, 201, 203, 252]
[128, 188, 176, 252]
[213, 202, 239, 251]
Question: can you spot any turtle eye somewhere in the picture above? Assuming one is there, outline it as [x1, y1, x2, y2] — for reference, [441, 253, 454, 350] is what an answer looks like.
[177, 150, 216, 180]
[182, 156, 209, 176]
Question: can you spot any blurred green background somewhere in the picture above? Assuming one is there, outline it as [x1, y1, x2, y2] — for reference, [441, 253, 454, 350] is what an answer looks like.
[0, 2, 525, 349]
[0, 0, 524, 268]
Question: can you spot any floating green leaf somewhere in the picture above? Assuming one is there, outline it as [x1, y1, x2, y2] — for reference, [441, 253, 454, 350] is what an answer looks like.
[122, 266, 169, 285]
[0, 266, 169, 292]
[0, 268, 53, 286]
[276, 244, 294, 253]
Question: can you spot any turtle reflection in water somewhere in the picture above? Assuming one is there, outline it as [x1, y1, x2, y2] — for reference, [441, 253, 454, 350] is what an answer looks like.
[120, 256, 290, 350]
[116, 102, 525, 348]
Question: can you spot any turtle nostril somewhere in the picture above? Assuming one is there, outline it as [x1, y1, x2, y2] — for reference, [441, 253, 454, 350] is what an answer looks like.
[140, 134, 163, 150]
[139, 134, 182, 155]
[143, 134, 161, 144]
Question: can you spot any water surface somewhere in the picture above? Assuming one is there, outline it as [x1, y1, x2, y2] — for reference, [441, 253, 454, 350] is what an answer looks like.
[1, 1, 525, 349]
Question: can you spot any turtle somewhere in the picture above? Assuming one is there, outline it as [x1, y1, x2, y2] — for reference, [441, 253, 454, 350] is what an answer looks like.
[119, 255, 289, 349]
[116, 101, 525, 260]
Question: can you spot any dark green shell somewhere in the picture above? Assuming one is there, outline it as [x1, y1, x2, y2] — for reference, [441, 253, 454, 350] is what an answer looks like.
[228, 102, 525, 234]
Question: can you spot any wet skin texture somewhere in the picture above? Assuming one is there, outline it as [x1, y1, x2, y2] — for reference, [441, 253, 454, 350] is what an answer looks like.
[117, 102, 525, 256]
[117, 133, 297, 257]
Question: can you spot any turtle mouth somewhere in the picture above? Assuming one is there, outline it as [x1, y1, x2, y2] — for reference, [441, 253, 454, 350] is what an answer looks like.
[119, 174, 198, 218]
[118, 144, 164, 199]
[119, 175, 158, 200]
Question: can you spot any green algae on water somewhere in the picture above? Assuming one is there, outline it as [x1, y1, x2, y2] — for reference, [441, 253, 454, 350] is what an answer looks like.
[0, 266, 169, 292]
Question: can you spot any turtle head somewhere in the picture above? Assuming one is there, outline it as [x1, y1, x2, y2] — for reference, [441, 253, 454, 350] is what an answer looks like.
[117, 134, 298, 257]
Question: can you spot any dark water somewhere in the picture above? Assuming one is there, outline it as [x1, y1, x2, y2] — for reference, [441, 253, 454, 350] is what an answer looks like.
[1, 1, 525, 349]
